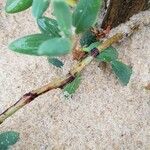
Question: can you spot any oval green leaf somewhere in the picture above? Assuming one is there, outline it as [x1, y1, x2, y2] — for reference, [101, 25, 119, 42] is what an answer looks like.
[38, 37, 72, 56]
[5, 0, 32, 13]
[53, 0, 72, 37]
[32, 0, 50, 19]
[37, 16, 60, 37]
[73, 0, 102, 33]
[97, 46, 118, 62]
[0, 131, 19, 150]
[9, 34, 52, 55]
[111, 60, 132, 85]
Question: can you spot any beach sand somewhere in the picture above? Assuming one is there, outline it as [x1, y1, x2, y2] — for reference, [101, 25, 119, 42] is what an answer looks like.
[0, 2, 150, 150]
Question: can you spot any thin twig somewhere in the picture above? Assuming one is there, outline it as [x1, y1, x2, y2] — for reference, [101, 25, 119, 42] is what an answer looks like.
[0, 33, 123, 124]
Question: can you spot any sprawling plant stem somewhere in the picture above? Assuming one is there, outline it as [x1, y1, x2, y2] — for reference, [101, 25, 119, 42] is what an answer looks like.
[0, 33, 123, 124]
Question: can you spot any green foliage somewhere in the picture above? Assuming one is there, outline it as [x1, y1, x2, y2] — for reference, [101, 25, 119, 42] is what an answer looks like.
[32, 0, 50, 19]
[63, 74, 81, 95]
[111, 60, 132, 85]
[37, 17, 60, 37]
[0, 131, 19, 150]
[48, 57, 64, 68]
[83, 41, 132, 85]
[80, 30, 97, 47]
[53, 0, 72, 37]
[97, 46, 118, 62]
[5, 0, 132, 86]
[72, 0, 102, 33]
[5, 0, 32, 13]
[9, 34, 52, 55]
[83, 42, 100, 52]
[38, 37, 72, 56]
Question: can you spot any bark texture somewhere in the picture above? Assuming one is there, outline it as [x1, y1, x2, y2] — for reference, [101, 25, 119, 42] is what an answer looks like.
[101, 0, 149, 29]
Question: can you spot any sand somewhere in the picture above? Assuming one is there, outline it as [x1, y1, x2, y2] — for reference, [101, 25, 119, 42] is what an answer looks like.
[0, 2, 150, 150]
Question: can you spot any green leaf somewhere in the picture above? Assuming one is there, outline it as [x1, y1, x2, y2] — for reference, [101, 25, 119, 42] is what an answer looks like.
[38, 37, 72, 56]
[53, 0, 72, 37]
[80, 30, 97, 47]
[37, 17, 61, 37]
[63, 74, 81, 95]
[5, 0, 32, 13]
[83, 42, 100, 52]
[72, 0, 102, 33]
[32, 0, 50, 19]
[111, 60, 132, 85]
[9, 34, 52, 55]
[48, 57, 64, 68]
[0, 131, 19, 150]
[97, 46, 118, 62]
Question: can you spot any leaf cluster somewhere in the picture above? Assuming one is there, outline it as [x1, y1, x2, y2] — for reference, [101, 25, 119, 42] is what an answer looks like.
[7, 0, 101, 58]
[0, 131, 19, 150]
[5, 0, 132, 95]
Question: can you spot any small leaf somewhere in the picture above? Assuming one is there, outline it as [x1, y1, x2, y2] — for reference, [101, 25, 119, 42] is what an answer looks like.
[53, 0, 72, 37]
[63, 74, 81, 95]
[80, 30, 97, 47]
[0, 131, 19, 150]
[111, 60, 132, 85]
[32, 0, 50, 19]
[5, 0, 32, 13]
[38, 37, 72, 56]
[37, 17, 61, 37]
[48, 57, 64, 68]
[83, 42, 100, 52]
[72, 0, 102, 33]
[9, 34, 52, 55]
[97, 46, 118, 62]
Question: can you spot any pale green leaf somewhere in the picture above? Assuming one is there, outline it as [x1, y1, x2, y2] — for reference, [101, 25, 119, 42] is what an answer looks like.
[111, 60, 132, 85]
[53, 0, 72, 37]
[97, 46, 118, 62]
[38, 37, 72, 56]
[32, 0, 50, 18]
[73, 0, 102, 33]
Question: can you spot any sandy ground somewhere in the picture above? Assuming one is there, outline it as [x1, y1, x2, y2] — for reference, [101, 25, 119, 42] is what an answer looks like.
[0, 2, 150, 150]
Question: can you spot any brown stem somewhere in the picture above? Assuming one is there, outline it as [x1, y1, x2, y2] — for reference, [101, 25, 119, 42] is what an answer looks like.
[0, 33, 123, 124]
[101, 0, 149, 29]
